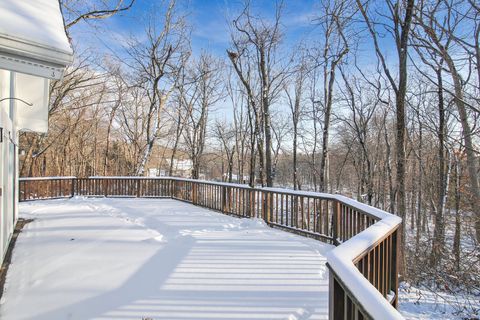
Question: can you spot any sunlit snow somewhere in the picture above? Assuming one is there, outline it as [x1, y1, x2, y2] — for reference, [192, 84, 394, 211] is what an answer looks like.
[0, 198, 333, 320]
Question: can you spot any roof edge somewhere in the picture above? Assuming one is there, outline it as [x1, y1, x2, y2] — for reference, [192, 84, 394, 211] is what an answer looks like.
[0, 33, 73, 67]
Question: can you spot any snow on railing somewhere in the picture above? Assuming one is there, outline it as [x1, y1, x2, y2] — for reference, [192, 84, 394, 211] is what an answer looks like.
[18, 176, 403, 319]
[19, 176, 76, 181]
[326, 201, 402, 319]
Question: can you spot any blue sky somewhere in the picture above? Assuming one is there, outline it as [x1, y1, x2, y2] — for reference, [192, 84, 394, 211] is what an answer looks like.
[187, 0, 319, 56]
[71, 0, 323, 60]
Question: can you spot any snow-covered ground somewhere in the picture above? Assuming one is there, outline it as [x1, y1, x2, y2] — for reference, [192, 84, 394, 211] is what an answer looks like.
[0, 198, 332, 320]
[399, 282, 479, 319]
[400, 210, 480, 319]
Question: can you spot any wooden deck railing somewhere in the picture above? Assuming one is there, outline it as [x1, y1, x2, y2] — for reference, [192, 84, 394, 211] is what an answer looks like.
[19, 176, 403, 320]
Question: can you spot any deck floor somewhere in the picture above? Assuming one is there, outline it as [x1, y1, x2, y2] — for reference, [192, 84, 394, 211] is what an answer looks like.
[0, 198, 332, 320]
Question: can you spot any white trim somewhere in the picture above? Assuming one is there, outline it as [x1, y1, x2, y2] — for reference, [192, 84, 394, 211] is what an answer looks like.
[0, 51, 67, 80]
[0, 34, 72, 65]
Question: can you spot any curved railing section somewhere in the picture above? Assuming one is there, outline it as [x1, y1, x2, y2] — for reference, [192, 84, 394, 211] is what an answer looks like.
[19, 176, 403, 319]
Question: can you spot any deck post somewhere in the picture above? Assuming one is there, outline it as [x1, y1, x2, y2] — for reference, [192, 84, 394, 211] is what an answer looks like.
[70, 178, 75, 198]
[136, 179, 140, 197]
[192, 182, 197, 204]
[262, 191, 271, 223]
[333, 200, 341, 244]
[248, 189, 253, 218]
[266, 192, 271, 223]
[391, 228, 399, 308]
[222, 185, 226, 213]
[263, 192, 268, 222]
[104, 179, 108, 197]
[328, 265, 347, 320]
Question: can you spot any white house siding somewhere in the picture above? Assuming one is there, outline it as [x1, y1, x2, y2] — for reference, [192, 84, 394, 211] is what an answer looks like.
[0, 69, 17, 262]
[0, 1, 73, 265]
[0, 71, 51, 263]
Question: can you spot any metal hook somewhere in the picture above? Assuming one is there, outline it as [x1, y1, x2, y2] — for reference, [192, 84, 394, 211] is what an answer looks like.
[0, 97, 33, 106]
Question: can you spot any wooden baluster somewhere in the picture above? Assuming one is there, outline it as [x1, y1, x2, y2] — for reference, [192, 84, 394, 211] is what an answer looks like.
[221, 186, 226, 213]
[391, 230, 399, 308]
[285, 194, 288, 226]
[274, 193, 278, 223]
[307, 197, 311, 231]
[319, 199, 323, 234]
[385, 235, 390, 299]
[280, 194, 284, 225]
[300, 196, 304, 229]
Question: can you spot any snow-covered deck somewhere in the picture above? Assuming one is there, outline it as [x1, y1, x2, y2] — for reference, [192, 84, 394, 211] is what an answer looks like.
[0, 198, 333, 320]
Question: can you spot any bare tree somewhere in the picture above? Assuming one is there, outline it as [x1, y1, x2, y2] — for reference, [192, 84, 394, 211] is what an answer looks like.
[227, 71, 250, 183]
[227, 1, 287, 187]
[355, 0, 416, 267]
[270, 111, 290, 183]
[124, 0, 188, 175]
[303, 61, 323, 191]
[60, 0, 136, 30]
[314, 0, 351, 192]
[214, 120, 236, 182]
[285, 51, 308, 189]
[182, 54, 224, 179]
[338, 68, 384, 205]
[413, 0, 480, 242]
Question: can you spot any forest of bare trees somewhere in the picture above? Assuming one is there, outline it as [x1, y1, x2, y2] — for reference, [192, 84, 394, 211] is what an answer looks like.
[19, 0, 479, 314]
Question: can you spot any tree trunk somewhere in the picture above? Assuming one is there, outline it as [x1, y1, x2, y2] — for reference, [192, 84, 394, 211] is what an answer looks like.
[292, 122, 298, 190]
[264, 104, 273, 187]
[318, 66, 336, 192]
[259, 48, 273, 187]
[452, 156, 461, 271]
[431, 67, 447, 265]
[420, 10, 480, 242]
[445, 55, 480, 242]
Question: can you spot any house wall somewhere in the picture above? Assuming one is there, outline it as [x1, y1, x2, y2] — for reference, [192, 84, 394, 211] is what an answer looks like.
[0, 69, 18, 264]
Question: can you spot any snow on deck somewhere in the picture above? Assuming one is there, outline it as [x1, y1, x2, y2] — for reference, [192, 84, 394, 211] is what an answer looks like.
[0, 198, 333, 320]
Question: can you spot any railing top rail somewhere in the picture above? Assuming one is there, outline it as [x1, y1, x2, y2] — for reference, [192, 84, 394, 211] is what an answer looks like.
[87, 176, 169, 180]
[19, 176, 76, 181]
[88, 176, 255, 189]
[20, 176, 396, 221]
[147, 176, 254, 189]
[262, 187, 337, 199]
